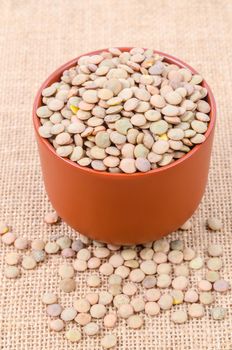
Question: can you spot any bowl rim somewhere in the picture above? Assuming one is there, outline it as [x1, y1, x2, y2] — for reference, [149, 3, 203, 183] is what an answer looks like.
[33, 47, 216, 178]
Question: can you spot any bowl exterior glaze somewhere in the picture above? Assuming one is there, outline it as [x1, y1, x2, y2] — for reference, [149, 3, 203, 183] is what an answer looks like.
[33, 48, 216, 244]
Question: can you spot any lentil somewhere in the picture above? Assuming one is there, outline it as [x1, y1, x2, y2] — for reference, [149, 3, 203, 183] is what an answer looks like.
[171, 310, 188, 324]
[65, 329, 82, 342]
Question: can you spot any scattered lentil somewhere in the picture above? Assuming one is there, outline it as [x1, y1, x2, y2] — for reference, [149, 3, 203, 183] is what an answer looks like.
[44, 211, 59, 224]
[22, 256, 37, 270]
[5, 252, 21, 265]
[65, 329, 82, 342]
[188, 303, 204, 318]
[207, 217, 222, 231]
[83, 322, 99, 336]
[5, 265, 20, 278]
[199, 292, 214, 305]
[42, 293, 58, 305]
[184, 290, 199, 303]
[127, 315, 143, 329]
[59, 278, 76, 293]
[207, 257, 222, 271]
[104, 313, 117, 328]
[46, 303, 62, 317]
[213, 279, 230, 293]
[61, 307, 77, 322]
[101, 334, 117, 349]
[210, 307, 227, 320]
[49, 319, 65, 332]
[87, 275, 101, 287]
[171, 310, 188, 324]
[1, 232, 17, 245]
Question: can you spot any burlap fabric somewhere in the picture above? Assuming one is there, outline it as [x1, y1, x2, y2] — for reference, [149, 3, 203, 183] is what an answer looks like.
[0, 0, 231, 349]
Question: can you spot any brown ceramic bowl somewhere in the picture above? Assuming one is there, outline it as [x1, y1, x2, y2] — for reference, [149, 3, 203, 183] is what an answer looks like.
[33, 48, 216, 245]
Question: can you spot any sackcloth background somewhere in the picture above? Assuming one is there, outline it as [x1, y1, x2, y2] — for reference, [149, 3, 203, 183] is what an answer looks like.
[0, 1, 231, 349]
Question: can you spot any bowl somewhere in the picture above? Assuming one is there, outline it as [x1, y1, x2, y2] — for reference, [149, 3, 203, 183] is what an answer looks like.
[33, 48, 216, 245]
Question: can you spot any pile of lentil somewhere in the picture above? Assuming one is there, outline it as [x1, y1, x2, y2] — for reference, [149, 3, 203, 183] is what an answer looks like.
[36, 47, 211, 173]
[0, 215, 230, 347]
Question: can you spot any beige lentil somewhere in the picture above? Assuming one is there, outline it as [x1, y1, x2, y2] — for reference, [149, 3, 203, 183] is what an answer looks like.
[108, 274, 122, 285]
[45, 242, 59, 254]
[75, 312, 92, 326]
[130, 296, 145, 312]
[22, 256, 37, 270]
[199, 292, 214, 305]
[83, 322, 99, 336]
[31, 239, 45, 251]
[14, 237, 29, 250]
[213, 279, 230, 293]
[180, 220, 192, 230]
[127, 315, 143, 329]
[86, 292, 99, 305]
[208, 244, 223, 257]
[42, 293, 58, 305]
[129, 268, 145, 282]
[158, 294, 173, 310]
[104, 313, 117, 328]
[65, 329, 82, 342]
[153, 239, 170, 253]
[113, 294, 130, 308]
[157, 263, 172, 275]
[145, 289, 161, 302]
[145, 302, 160, 316]
[172, 276, 189, 291]
[207, 217, 222, 231]
[198, 280, 212, 291]
[44, 211, 59, 224]
[168, 250, 184, 264]
[115, 265, 130, 279]
[207, 257, 222, 271]
[87, 257, 101, 269]
[73, 259, 87, 272]
[99, 291, 113, 305]
[1, 232, 17, 245]
[90, 304, 106, 318]
[101, 334, 117, 349]
[5, 265, 20, 278]
[140, 260, 156, 275]
[122, 282, 137, 296]
[188, 303, 204, 318]
[99, 262, 114, 275]
[61, 307, 77, 322]
[5, 252, 21, 266]
[184, 290, 199, 303]
[206, 270, 220, 283]
[189, 257, 204, 269]
[118, 303, 134, 319]
[46, 303, 62, 317]
[87, 275, 101, 288]
[59, 278, 76, 293]
[183, 247, 195, 261]
[210, 307, 227, 320]
[157, 274, 171, 288]
[59, 264, 74, 279]
[49, 319, 65, 332]
[171, 310, 188, 324]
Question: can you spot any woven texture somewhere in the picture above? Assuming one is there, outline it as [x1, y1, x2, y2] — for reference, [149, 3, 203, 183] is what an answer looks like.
[0, 0, 232, 349]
